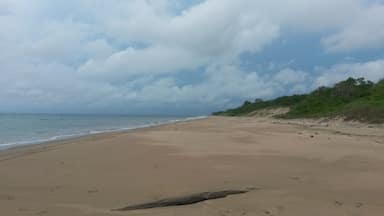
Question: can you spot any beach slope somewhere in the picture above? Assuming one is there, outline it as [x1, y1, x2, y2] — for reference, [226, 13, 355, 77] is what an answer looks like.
[0, 117, 384, 216]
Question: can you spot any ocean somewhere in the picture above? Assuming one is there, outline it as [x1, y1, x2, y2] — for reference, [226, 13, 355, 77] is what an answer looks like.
[0, 114, 202, 150]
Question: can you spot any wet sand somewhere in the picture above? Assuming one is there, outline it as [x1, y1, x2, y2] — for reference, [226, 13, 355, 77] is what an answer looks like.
[0, 116, 384, 216]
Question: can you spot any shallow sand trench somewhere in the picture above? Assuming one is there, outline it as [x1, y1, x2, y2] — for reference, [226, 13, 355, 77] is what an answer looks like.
[0, 116, 383, 216]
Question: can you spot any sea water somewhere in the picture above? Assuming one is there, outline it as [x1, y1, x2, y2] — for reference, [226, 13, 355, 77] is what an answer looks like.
[0, 114, 202, 150]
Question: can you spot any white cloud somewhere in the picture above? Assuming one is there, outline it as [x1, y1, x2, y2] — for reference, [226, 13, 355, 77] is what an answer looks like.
[322, 4, 384, 52]
[274, 68, 308, 85]
[0, 0, 384, 114]
[315, 60, 384, 87]
[89, 64, 313, 109]
[77, 0, 281, 80]
[78, 45, 209, 81]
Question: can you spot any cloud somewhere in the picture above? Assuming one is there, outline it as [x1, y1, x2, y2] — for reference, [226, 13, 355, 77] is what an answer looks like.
[315, 59, 384, 86]
[0, 0, 384, 114]
[78, 0, 280, 81]
[322, 4, 384, 52]
[274, 68, 308, 85]
[0, 1, 11, 15]
[78, 45, 209, 81]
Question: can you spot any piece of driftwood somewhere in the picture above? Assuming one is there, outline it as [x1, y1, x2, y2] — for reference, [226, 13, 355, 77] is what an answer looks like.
[113, 190, 250, 211]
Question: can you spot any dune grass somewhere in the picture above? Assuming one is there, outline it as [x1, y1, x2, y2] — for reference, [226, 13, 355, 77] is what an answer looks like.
[213, 77, 384, 123]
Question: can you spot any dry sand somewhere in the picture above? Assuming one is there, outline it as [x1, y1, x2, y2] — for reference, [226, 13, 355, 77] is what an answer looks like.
[0, 116, 384, 216]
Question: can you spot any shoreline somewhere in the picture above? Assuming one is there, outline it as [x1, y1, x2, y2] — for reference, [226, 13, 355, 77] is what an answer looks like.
[1, 116, 383, 216]
[0, 115, 208, 152]
[2, 115, 382, 166]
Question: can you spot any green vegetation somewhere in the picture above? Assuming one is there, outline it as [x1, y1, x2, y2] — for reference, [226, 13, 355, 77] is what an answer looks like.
[213, 77, 384, 123]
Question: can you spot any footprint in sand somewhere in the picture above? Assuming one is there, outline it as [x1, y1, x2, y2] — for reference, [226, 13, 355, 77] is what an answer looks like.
[355, 202, 364, 208]
[264, 210, 271, 215]
[87, 189, 99, 194]
[262, 206, 284, 215]
[334, 200, 343, 206]
[0, 194, 15, 200]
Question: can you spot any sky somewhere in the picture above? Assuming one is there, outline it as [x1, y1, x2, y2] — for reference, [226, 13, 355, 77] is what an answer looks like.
[0, 0, 384, 115]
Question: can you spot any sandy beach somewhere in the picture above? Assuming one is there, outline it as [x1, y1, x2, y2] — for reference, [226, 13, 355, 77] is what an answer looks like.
[0, 116, 384, 216]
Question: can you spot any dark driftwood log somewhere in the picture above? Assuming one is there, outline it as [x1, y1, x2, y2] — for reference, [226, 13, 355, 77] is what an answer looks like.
[113, 190, 249, 211]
